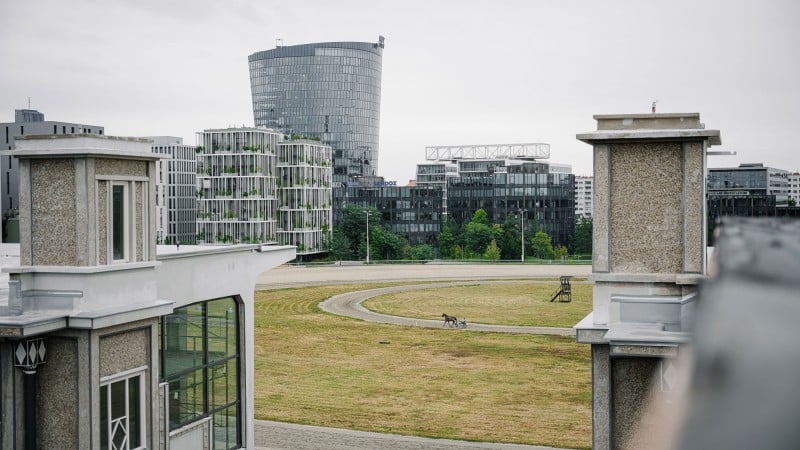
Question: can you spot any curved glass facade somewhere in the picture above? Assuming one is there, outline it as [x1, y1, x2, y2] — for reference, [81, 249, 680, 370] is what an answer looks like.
[248, 39, 384, 183]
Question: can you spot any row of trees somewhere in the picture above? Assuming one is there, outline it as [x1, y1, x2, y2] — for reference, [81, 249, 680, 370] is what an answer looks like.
[438, 209, 569, 260]
[322, 205, 592, 262]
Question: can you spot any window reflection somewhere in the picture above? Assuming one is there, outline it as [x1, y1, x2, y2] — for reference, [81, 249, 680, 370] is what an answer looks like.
[160, 297, 240, 450]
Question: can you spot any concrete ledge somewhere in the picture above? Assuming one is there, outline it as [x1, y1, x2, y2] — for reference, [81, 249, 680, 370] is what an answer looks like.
[574, 313, 609, 344]
[0, 316, 68, 337]
[610, 343, 679, 358]
[576, 129, 721, 146]
[4, 260, 158, 274]
[590, 272, 706, 284]
[68, 299, 174, 329]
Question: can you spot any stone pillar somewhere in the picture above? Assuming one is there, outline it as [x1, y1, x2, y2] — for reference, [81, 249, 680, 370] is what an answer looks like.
[14, 134, 161, 266]
[574, 113, 721, 449]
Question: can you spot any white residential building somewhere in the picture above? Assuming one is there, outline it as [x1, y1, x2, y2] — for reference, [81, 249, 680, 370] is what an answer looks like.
[277, 139, 333, 256]
[788, 172, 800, 205]
[196, 128, 280, 244]
[149, 136, 198, 244]
[575, 175, 593, 218]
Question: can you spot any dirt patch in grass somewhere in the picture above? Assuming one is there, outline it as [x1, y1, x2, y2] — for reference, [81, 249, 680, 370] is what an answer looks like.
[254, 283, 591, 449]
[362, 281, 592, 327]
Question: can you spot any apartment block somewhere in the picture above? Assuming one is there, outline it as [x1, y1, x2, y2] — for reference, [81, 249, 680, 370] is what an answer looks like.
[149, 136, 198, 244]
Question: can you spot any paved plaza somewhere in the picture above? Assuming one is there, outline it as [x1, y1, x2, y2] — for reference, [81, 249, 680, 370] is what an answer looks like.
[254, 420, 567, 450]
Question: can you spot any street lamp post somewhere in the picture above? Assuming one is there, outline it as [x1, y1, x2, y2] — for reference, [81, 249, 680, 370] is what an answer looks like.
[365, 210, 371, 264]
[519, 209, 527, 263]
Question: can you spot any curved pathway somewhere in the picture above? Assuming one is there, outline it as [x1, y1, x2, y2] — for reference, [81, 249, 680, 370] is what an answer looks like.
[319, 280, 575, 336]
[254, 264, 588, 450]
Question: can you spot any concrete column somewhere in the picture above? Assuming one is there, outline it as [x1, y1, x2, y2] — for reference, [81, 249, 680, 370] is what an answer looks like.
[575, 113, 722, 448]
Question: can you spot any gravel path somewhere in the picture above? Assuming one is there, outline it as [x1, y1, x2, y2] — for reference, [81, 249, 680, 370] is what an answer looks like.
[318, 280, 575, 336]
[253, 420, 567, 450]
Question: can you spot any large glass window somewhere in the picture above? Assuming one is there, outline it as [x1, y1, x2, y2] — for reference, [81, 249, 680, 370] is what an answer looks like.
[160, 297, 241, 450]
[100, 371, 145, 450]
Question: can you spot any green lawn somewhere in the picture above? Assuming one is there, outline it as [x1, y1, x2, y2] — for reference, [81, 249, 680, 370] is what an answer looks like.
[253, 282, 592, 449]
[363, 281, 592, 327]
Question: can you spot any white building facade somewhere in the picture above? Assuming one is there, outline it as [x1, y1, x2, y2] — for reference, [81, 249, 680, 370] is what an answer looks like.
[787, 172, 800, 205]
[150, 136, 198, 244]
[277, 139, 333, 256]
[196, 128, 279, 244]
[575, 175, 594, 218]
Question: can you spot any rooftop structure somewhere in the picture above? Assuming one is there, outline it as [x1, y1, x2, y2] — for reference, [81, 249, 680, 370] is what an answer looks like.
[1, 109, 104, 242]
[424, 143, 550, 161]
[575, 112, 721, 449]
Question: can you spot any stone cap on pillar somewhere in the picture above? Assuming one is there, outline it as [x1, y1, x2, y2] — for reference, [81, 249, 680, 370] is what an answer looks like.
[577, 113, 721, 146]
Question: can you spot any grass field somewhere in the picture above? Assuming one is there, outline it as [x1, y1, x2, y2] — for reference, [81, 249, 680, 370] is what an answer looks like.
[253, 282, 592, 449]
[363, 281, 591, 327]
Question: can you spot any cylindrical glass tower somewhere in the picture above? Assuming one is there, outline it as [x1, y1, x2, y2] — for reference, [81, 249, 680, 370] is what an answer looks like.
[248, 37, 384, 184]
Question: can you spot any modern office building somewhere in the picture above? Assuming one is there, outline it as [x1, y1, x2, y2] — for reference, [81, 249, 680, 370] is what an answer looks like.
[575, 176, 593, 218]
[276, 139, 333, 256]
[149, 136, 198, 244]
[334, 143, 575, 253]
[334, 177, 444, 247]
[248, 37, 384, 183]
[0, 133, 294, 450]
[196, 128, 280, 245]
[425, 143, 574, 251]
[444, 160, 575, 250]
[707, 163, 790, 230]
[1, 109, 104, 242]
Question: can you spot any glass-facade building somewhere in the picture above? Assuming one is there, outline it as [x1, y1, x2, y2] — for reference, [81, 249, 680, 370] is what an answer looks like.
[445, 162, 575, 250]
[707, 163, 791, 241]
[248, 38, 384, 183]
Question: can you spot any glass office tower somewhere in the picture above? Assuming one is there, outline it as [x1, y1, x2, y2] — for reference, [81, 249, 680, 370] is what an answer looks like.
[248, 37, 384, 184]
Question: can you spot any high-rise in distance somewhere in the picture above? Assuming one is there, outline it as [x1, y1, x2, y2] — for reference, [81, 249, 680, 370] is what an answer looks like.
[248, 37, 384, 183]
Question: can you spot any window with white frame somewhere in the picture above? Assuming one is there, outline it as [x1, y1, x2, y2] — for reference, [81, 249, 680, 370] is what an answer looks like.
[100, 369, 145, 450]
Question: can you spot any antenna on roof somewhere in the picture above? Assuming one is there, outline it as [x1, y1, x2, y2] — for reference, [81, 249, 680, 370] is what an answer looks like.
[276, 38, 283, 48]
[28, 97, 31, 109]
[651, 100, 659, 114]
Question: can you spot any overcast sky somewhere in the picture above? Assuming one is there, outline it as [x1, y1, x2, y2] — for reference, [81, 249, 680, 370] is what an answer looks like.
[1, 0, 798, 182]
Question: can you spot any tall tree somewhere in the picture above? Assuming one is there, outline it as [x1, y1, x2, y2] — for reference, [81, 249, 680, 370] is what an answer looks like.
[329, 229, 351, 261]
[499, 213, 521, 260]
[437, 226, 455, 259]
[530, 231, 556, 259]
[374, 225, 407, 260]
[470, 208, 489, 225]
[574, 218, 593, 255]
[341, 204, 381, 259]
[483, 239, 501, 260]
[466, 220, 494, 256]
